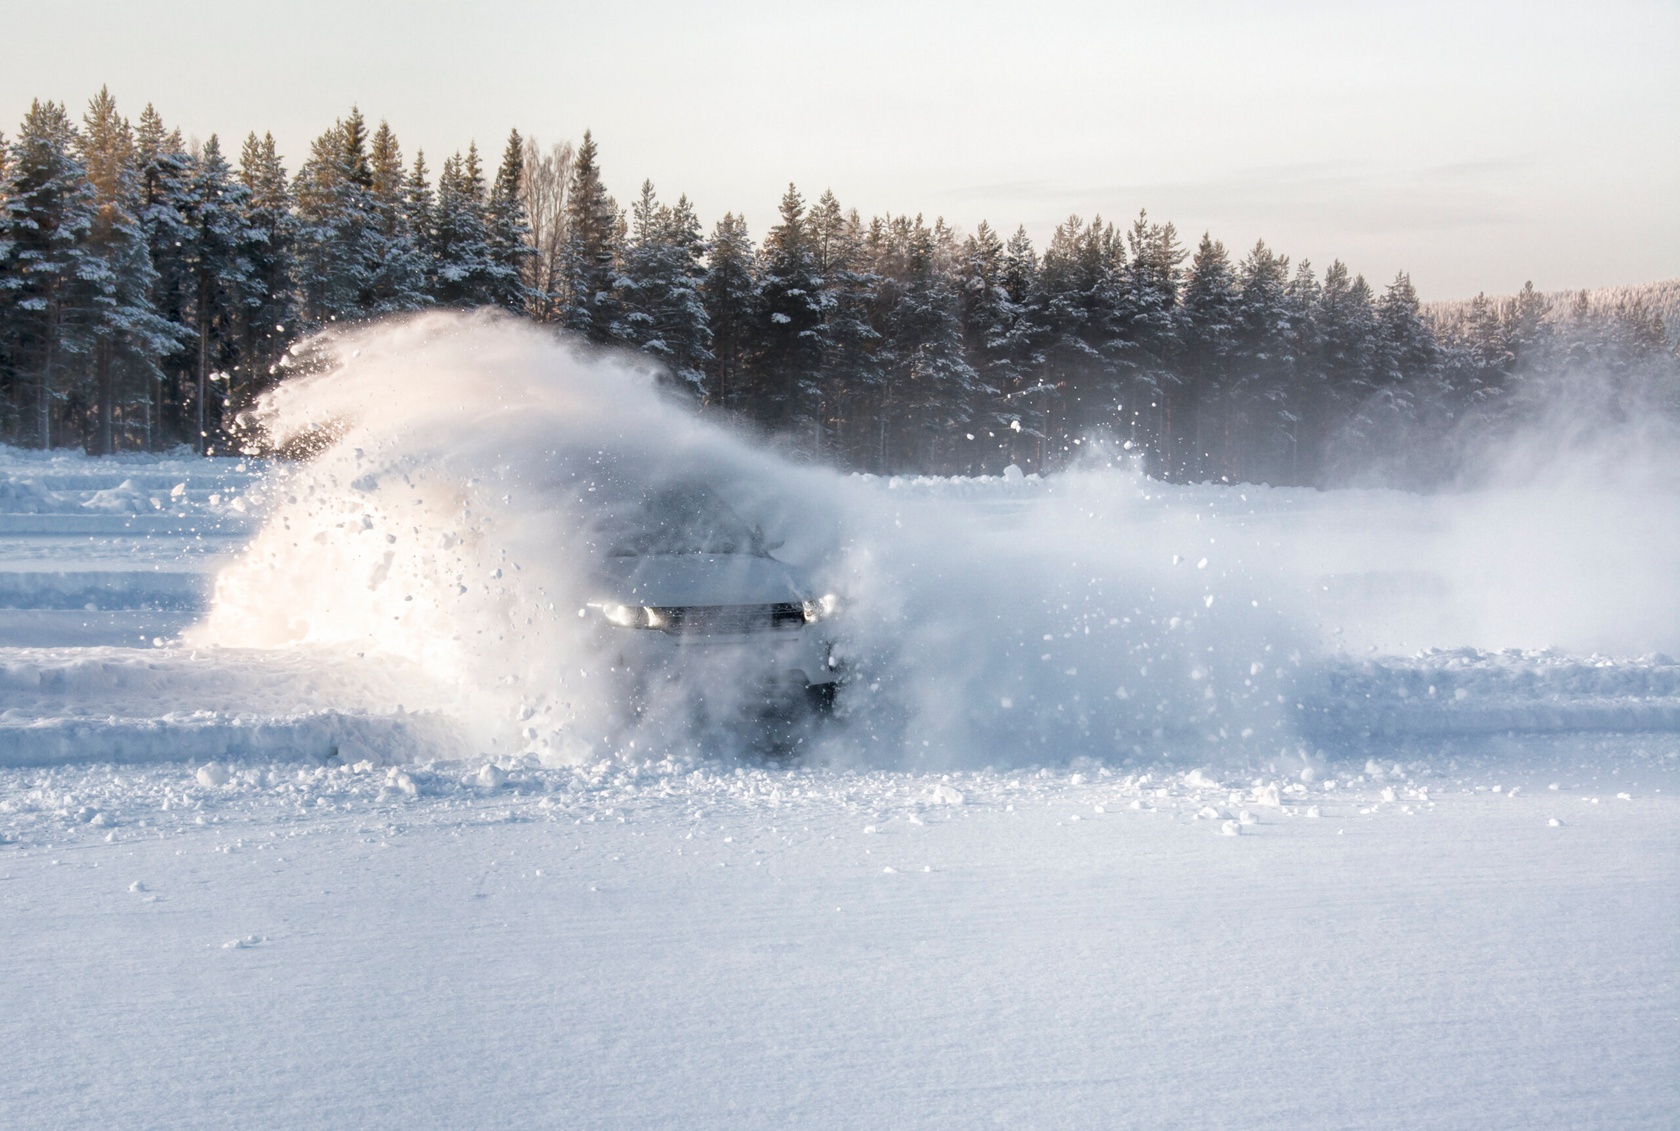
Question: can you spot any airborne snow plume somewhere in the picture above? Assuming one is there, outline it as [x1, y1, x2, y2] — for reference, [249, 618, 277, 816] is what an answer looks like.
[189, 310, 1680, 769]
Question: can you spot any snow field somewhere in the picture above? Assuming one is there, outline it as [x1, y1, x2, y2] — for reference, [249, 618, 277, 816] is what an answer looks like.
[3, 754, 1674, 1129]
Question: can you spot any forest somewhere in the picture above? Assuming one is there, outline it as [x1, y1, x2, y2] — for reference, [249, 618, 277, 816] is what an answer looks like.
[2, 91, 1675, 485]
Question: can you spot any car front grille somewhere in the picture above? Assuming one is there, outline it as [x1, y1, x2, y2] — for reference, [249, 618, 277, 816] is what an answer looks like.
[652, 603, 806, 635]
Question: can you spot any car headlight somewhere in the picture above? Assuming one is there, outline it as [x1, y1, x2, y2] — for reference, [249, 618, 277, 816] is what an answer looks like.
[596, 602, 662, 629]
[802, 593, 840, 623]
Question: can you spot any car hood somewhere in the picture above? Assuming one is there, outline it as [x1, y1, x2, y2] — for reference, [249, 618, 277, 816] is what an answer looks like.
[593, 553, 817, 607]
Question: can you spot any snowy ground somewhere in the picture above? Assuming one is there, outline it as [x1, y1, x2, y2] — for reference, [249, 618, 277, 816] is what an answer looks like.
[5, 752, 1675, 1129]
[2, 335, 1677, 1130]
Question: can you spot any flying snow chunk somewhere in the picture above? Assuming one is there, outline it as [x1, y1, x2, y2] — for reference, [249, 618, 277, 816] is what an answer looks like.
[196, 763, 231, 788]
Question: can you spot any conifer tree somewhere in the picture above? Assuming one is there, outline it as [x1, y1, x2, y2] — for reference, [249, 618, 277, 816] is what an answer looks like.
[1176, 233, 1237, 480]
[1118, 210, 1184, 458]
[293, 109, 378, 324]
[132, 104, 195, 445]
[614, 182, 712, 393]
[701, 212, 757, 409]
[559, 131, 621, 343]
[431, 147, 497, 307]
[364, 121, 427, 313]
[754, 184, 825, 434]
[403, 150, 435, 292]
[77, 88, 177, 453]
[180, 135, 254, 452]
[1315, 259, 1380, 469]
[484, 130, 533, 312]
[1229, 240, 1295, 481]
[0, 100, 101, 446]
[809, 190, 880, 453]
[1035, 215, 1123, 454]
[235, 132, 296, 407]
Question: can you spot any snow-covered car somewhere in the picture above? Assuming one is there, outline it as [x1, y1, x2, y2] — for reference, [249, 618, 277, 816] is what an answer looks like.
[583, 484, 841, 715]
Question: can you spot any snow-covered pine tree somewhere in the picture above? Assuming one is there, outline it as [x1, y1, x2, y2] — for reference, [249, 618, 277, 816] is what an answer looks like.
[1176, 233, 1238, 481]
[403, 150, 436, 295]
[0, 100, 101, 447]
[1283, 258, 1327, 483]
[235, 132, 297, 411]
[559, 131, 621, 343]
[1118, 210, 1184, 464]
[483, 130, 533, 313]
[1315, 260, 1380, 469]
[996, 225, 1046, 469]
[1361, 272, 1441, 482]
[364, 121, 428, 314]
[808, 190, 880, 457]
[180, 135, 255, 452]
[431, 146, 497, 307]
[132, 104, 195, 447]
[870, 213, 978, 471]
[1503, 281, 1551, 372]
[754, 184, 825, 437]
[77, 88, 178, 453]
[701, 212, 757, 409]
[952, 220, 1018, 472]
[293, 109, 378, 325]
[1035, 215, 1122, 460]
[1228, 239, 1296, 482]
[614, 182, 711, 395]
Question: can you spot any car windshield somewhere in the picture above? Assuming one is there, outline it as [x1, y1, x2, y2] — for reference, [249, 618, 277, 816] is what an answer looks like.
[606, 484, 766, 557]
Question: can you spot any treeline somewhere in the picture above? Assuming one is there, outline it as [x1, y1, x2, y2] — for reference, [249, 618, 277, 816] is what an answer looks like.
[2, 91, 1676, 484]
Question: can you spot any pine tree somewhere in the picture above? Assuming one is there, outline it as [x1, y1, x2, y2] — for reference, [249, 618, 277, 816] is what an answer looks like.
[954, 220, 1019, 471]
[701, 211, 757, 409]
[0, 100, 101, 446]
[870, 213, 978, 470]
[293, 109, 378, 324]
[430, 147, 497, 307]
[1228, 239, 1297, 481]
[614, 182, 711, 394]
[808, 190, 880, 455]
[1504, 281, 1550, 370]
[364, 121, 428, 313]
[77, 88, 178, 453]
[1175, 233, 1237, 480]
[235, 132, 296, 410]
[484, 130, 532, 312]
[1118, 210, 1184, 462]
[403, 150, 436, 292]
[1316, 260, 1380, 467]
[133, 104, 195, 446]
[559, 130, 621, 343]
[754, 184, 825, 435]
[1035, 214, 1123, 456]
[180, 135, 254, 452]
[1283, 258, 1327, 482]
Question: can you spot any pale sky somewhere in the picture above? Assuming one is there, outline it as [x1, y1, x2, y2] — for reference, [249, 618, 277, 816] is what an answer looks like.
[4, 0, 1676, 300]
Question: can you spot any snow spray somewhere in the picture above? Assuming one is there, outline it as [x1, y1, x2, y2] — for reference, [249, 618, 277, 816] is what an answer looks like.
[190, 311, 1680, 769]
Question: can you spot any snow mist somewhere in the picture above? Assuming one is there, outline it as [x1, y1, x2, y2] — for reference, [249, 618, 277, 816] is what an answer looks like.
[189, 311, 1680, 769]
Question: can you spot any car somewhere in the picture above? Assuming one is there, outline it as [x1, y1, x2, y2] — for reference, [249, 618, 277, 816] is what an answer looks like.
[583, 484, 842, 719]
